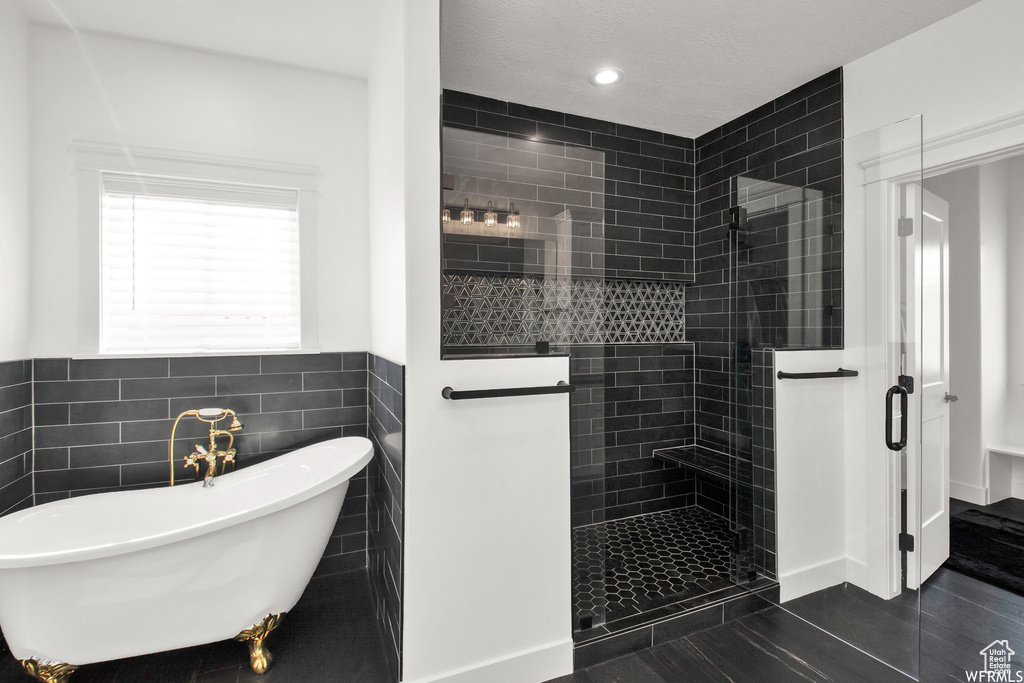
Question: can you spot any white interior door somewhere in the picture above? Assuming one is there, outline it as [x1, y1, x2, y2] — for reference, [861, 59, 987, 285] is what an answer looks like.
[918, 187, 951, 582]
[903, 184, 951, 588]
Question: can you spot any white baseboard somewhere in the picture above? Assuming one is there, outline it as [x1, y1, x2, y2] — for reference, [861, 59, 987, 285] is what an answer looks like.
[779, 557, 846, 603]
[402, 639, 573, 683]
[844, 557, 870, 591]
[950, 480, 988, 505]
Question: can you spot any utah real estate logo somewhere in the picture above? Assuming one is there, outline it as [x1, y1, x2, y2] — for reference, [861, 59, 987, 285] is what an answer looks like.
[968, 640, 1022, 681]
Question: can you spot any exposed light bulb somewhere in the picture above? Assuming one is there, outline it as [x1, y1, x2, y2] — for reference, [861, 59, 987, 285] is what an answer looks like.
[506, 202, 520, 229]
[484, 201, 497, 228]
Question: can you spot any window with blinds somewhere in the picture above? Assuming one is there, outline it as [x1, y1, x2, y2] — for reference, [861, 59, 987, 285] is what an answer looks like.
[100, 174, 301, 354]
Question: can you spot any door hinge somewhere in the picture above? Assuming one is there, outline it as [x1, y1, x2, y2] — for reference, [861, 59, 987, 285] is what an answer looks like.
[729, 206, 748, 231]
[899, 532, 915, 553]
[898, 217, 914, 236]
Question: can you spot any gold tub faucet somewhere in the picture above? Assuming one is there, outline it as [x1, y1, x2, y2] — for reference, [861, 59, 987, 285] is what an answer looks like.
[169, 408, 243, 487]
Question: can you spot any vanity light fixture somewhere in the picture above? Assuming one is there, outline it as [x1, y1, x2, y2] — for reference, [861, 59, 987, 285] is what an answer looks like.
[442, 208, 450, 224]
[506, 202, 520, 229]
[484, 201, 497, 228]
[461, 199, 473, 225]
[590, 67, 623, 86]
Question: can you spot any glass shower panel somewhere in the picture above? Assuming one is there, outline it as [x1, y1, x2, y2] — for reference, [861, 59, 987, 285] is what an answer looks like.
[729, 120, 924, 679]
[728, 171, 842, 588]
[441, 126, 606, 355]
[438, 126, 611, 630]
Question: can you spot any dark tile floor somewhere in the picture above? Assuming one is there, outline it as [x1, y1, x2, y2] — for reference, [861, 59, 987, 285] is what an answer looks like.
[0, 570, 390, 683]
[950, 496, 1024, 524]
[552, 605, 911, 682]
[554, 567, 1024, 682]
[573, 508, 732, 629]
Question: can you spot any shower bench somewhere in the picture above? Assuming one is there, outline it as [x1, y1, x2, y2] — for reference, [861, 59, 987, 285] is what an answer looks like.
[652, 444, 752, 486]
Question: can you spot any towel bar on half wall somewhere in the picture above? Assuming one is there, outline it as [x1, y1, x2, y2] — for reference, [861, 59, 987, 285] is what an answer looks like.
[441, 381, 574, 400]
[776, 368, 858, 380]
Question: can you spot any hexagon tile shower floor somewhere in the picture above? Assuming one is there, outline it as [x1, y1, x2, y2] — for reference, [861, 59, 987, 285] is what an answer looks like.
[572, 507, 733, 628]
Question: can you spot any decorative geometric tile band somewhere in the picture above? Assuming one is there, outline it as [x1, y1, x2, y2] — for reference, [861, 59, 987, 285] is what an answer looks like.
[442, 273, 686, 347]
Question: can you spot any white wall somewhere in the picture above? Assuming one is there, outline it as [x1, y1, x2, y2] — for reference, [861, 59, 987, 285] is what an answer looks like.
[368, 0, 408, 364]
[0, 4, 31, 362]
[978, 161, 1010, 499]
[927, 168, 985, 503]
[399, 0, 573, 680]
[28, 27, 370, 357]
[1005, 157, 1024, 447]
[844, 0, 1024, 141]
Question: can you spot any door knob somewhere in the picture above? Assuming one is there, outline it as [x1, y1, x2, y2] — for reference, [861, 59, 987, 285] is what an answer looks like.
[945, 392, 959, 403]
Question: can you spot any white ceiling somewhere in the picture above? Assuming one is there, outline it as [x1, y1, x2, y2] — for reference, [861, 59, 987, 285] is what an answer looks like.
[11, 0, 983, 138]
[10, 0, 385, 79]
[441, 0, 982, 139]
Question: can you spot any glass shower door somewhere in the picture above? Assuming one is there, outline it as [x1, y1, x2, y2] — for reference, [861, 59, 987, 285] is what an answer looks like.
[727, 172, 842, 588]
[729, 117, 925, 679]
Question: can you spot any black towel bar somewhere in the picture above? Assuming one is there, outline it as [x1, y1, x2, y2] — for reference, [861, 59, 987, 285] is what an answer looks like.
[441, 381, 574, 400]
[776, 368, 858, 380]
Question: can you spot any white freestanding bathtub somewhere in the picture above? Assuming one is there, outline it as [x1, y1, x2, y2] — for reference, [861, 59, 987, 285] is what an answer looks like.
[0, 436, 373, 681]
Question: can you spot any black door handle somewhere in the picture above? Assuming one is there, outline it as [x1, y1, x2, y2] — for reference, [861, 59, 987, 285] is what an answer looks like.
[885, 384, 908, 451]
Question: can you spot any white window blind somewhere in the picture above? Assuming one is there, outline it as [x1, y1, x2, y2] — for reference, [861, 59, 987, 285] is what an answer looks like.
[100, 174, 301, 354]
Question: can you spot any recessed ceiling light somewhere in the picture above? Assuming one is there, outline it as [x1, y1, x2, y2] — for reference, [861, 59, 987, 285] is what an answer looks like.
[590, 68, 622, 86]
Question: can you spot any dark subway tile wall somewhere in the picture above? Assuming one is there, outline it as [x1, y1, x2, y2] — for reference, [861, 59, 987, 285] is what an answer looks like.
[688, 69, 843, 453]
[0, 361, 32, 518]
[30, 353, 369, 577]
[443, 90, 694, 282]
[570, 344, 696, 527]
[750, 349, 777, 579]
[366, 354, 404, 682]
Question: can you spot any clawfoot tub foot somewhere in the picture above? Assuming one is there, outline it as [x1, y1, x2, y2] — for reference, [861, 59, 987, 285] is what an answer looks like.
[234, 613, 285, 674]
[19, 659, 77, 683]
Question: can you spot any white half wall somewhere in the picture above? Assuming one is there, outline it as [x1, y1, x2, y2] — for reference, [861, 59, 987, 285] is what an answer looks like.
[400, 1, 573, 680]
[774, 350, 849, 602]
[28, 26, 370, 357]
[0, 3, 31, 362]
